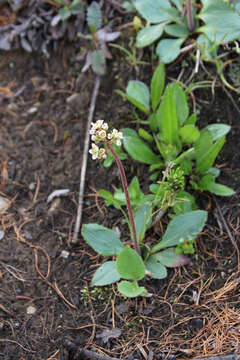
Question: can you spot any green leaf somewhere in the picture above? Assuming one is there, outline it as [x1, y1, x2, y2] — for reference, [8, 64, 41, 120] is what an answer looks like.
[206, 167, 220, 179]
[151, 210, 207, 253]
[156, 84, 180, 146]
[122, 128, 160, 164]
[179, 125, 200, 144]
[145, 255, 167, 279]
[174, 148, 194, 166]
[170, 0, 183, 12]
[81, 224, 124, 256]
[154, 248, 190, 267]
[71, 4, 84, 14]
[87, 1, 102, 31]
[185, 113, 197, 125]
[138, 128, 154, 143]
[116, 248, 145, 281]
[136, 23, 166, 48]
[170, 83, 189, 126]
[126, 81, 150, 114]
[135, 0, 171, 23]
[151, 63, 165, 112]
[198, 0, 240, 43]
[118, 281, 147, 298]
[171, 191, 198, 216]
[134, 203, 152, 243]
[149, 113, 158, 132]
[128, 176, 142, 202]
[59, 7, 71, 21]
[91, 261, 120, 286]
[70, 0, 82, 8]
[92, 50, 106, 75]
[197, 34, 215, 61]
[199, 174, 235, 196]
[99, 189, 122, 210]
[156, 38, 184, 64]
[204, 124, 231, 141]
[165, 23, 189, 38]
[103, 143, 127, 168]
[195, 131, 225, 174]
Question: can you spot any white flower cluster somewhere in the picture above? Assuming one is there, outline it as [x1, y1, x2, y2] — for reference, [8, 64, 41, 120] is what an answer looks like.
[89, 120, 123, 160]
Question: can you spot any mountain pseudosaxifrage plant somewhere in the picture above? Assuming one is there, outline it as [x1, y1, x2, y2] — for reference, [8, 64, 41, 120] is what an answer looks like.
[81, 120, 207, 298]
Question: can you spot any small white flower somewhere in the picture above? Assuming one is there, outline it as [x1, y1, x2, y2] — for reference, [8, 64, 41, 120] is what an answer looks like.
[98, 130, 107, 140]
[115, 139, 122, 146]
[91, 134, 98, 142]
[107, 132, 113, 139]
[95, 119, 104, 128]
[89, 143, 99, 160]
[102, 122, 108, 130]
[112, 129, 118, 135]
[98, 148, 107, 160]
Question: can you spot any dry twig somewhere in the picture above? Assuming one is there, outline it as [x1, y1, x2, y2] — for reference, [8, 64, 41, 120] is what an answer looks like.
[72, 76, 101, 244]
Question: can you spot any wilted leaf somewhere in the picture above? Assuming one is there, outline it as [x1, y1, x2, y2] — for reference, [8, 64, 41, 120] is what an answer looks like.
[96, 328, 122, 343]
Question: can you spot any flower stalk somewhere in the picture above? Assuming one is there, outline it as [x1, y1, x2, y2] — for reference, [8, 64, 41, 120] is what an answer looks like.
[89, 120, 141, 256]
[106, 143, 141, 256]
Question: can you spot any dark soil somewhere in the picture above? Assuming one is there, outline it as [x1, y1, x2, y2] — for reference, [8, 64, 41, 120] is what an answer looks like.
[0, 23, 240, 360]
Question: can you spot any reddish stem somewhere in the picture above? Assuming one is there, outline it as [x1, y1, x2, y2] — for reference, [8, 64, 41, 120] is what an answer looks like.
[107, 143, 141, 256]
[186, 0, 194, 32]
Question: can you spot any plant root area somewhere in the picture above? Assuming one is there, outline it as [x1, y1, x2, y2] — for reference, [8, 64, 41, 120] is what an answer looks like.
[0, 47, 240, 360]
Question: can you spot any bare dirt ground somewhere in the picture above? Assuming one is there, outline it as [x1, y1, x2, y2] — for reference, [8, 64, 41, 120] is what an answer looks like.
[0, 25, 240, 360]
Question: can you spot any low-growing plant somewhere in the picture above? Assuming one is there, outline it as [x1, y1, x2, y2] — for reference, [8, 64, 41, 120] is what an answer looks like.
[55, 0, 84, 22]
[78, 1, 120, 75]
[81, 120, 207, 298]
[117, 63, 235, 199]
[127, 0, 240, 64]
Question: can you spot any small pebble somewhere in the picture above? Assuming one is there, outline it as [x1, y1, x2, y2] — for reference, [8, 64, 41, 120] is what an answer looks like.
[26, 305, 37, 315]
[60, 250, 70, 259]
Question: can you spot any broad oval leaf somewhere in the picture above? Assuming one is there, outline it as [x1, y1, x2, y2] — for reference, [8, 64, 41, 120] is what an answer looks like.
[154, 248, 190, 268]
[81, 224, 124, 256]
[205, 183, 235, 197]
[135, 0, 171, 23]
[136, 23, 165, 48]
[126, 81, 150, 114]
[145, 255, 167, 279]
[165, 23, 189, 38]
[122, 128, 160, 164]
[92, 50, 106, 75]
[151, 210, 207, 253]
[198, 0, 240, 43]
[199, 174, 235, 196]
[204, 124, 231, 141]
[118, 280, 147, 298]
[87, 1, 102, 31]
[116, 248, 145, 281]
[156, 38, 184, 64]
[91, 261, 120, 286]
[151, 63, 165, 112]
[179, 125, 200, 144]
